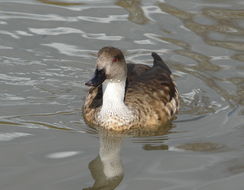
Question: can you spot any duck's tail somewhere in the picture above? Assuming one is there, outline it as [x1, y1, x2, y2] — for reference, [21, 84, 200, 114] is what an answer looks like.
[151, 52, 171, 74]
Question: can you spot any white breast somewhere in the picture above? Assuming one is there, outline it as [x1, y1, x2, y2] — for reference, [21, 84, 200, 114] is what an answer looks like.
[97, 80, 135, 125]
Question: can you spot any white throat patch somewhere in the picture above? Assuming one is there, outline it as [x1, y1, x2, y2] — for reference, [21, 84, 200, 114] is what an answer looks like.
[97, 80, 134, 125]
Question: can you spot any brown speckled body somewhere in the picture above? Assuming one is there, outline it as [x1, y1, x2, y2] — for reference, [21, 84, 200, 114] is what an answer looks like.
[83, 52, 179, 132]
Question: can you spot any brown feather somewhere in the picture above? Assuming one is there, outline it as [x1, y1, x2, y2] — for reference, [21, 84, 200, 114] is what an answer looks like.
[83, 48, 179, 132]
[83, 66, 179, 130]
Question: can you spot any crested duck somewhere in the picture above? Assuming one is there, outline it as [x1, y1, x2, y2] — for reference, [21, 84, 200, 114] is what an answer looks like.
[83, 47, 179, 131]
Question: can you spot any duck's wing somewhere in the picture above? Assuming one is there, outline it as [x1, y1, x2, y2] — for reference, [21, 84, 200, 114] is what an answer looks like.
[125, 53, 179, 125]
[83, 86, 102, 125]
[83, 86, 102, 107]
[126, 52, 177, 101]
[127, 63, 150, 82]
[151, 52, 171, 74]
[126, 67, 177, 105]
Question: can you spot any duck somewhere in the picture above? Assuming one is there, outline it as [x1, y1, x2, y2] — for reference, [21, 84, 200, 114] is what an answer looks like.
[83, 47, 179, 132]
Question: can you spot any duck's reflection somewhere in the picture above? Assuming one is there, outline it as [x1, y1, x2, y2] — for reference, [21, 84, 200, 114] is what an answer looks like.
[83, 133, 123, 190]
[83, 123, 173, 190]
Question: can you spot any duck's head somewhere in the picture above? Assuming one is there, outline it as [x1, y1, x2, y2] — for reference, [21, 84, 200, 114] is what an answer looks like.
[85, 47, 127, 87]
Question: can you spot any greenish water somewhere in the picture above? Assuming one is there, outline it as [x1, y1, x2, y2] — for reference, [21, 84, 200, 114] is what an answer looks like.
[0, 0, 244, 190]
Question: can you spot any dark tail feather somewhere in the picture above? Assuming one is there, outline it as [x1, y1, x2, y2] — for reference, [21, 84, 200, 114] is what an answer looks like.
[151, 52, 171, 74]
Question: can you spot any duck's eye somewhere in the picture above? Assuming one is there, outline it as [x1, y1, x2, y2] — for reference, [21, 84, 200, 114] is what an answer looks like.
[112, 57, 119, 62]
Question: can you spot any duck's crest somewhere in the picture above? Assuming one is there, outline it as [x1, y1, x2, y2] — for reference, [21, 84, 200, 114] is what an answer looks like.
[151, 52, 171, 74]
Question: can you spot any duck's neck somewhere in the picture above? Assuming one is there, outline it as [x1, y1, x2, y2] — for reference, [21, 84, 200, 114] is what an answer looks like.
[102, 79, 126, 110]
[98, 79, 134, 125]
[97, 79, 134, 123]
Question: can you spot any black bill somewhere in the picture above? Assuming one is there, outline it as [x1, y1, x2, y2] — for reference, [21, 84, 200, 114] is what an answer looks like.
[85, 68, 106, 87]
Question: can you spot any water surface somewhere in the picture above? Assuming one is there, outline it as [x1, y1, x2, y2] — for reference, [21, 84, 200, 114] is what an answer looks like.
[0, 0, 244, 190]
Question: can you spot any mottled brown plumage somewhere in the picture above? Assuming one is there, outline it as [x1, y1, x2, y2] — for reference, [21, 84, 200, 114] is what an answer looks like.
[83, 47, 179, 132]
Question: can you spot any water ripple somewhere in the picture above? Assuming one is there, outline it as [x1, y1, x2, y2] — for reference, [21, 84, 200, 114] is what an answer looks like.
[42, 42, 96, 57]
[0, 132, 32, 141]
[46, 151, 81, 159]
[82, 33, 123, 40]
[0, 74, 30, 82]
[0, 30, 19, 39]
[78, 14, 128, 23]
[29, 27, 83, 35]
[0, 10, 77, 22]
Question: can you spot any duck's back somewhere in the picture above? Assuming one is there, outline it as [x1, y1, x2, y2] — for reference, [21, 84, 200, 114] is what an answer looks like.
[125, 54, 179, 128]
